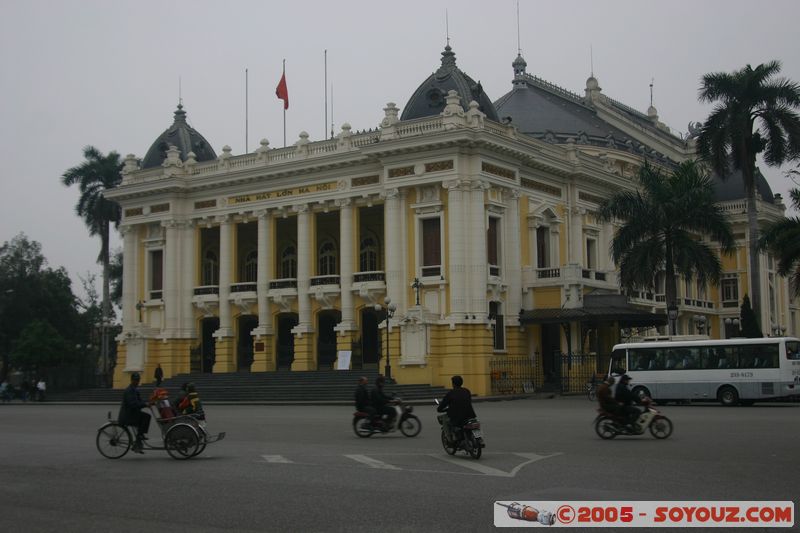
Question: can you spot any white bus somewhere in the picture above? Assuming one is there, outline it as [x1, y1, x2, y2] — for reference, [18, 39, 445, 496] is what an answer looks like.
[610, 337, 800, 406]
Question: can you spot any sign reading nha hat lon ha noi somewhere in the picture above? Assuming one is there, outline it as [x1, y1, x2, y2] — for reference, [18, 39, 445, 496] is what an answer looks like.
[226, 181, 340, 206]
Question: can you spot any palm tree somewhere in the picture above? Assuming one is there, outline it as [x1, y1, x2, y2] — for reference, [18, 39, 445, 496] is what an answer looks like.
[61, 146, 122, 384]
[598, 161, 735, 335]
[759, 187, 800, 297]
[697, 60, 800, 324]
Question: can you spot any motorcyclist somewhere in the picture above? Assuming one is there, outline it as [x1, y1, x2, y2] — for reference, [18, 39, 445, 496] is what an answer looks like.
[354, 376, 375, 419]
[614, 374, 642, 428]
[596, 375, 619, 415]
[437, 375, 477, 437]
[370, 375, 397, 427]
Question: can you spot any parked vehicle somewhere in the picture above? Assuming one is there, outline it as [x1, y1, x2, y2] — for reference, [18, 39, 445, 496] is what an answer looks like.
[353, 398, 421, 438]
[594, 398, 673, 439]
[435, 399, 485, 459]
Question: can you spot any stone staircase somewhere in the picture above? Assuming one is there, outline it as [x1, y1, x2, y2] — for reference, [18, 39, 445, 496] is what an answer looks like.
[47, 370, 451, 404]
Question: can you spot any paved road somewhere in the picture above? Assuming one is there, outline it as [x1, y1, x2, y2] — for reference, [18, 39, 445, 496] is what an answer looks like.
[0, 398, 797, 532]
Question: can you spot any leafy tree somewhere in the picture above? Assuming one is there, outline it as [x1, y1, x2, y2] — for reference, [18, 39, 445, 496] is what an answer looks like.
[598, 161, 735, 335]
[697, 60, 800, 324]
[61, 146, 122, 383]
[0, 234, 83, 381]
[739, 294, 763, 338]
[10, 320, 76, 372]
[109, 248, 123, 307]
[758, 187, 800, 297]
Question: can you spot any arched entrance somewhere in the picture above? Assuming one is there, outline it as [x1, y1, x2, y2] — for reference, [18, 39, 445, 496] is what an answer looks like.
[276, 313, 298, 371]
[201, 317, 219, 373]
[541, 323, 562, 385]
[317, 310, 341, 370]
[360, 307, 380, 369]
[237, 315, 258, 372]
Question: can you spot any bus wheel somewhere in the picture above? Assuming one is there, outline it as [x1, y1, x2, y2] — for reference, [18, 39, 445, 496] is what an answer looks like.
[718, 386, 739, 407]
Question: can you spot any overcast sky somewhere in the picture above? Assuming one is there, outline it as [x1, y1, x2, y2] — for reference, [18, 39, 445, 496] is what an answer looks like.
[2, 0, 799, 301]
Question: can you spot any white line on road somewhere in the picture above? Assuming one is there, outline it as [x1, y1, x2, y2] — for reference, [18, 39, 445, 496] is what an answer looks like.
[428, 452, 562, 478]
[261, 454, 293, 463]
[344, 454, 402, 470]
[429, 454, 513, 477]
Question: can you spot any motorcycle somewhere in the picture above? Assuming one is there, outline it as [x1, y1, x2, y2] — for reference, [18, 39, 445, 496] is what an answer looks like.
[353, 398, 421, 438]
[435, 399, 485, 459]
[594, 398, 673, 439]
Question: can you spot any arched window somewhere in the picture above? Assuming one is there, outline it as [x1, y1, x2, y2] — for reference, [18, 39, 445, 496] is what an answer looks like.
[318, 239, 337, 276]
[241, 250, 257, 282]
[359, 235, 379, 272]
[281, 245, 297, 279]
[202, 249, 218, 286]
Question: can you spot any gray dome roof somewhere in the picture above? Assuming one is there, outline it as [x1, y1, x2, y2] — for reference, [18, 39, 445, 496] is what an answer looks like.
[401, 45, 499, 122]
[141, 104, 216, 169]
[711, 167, 776, 204]
[494, 74, 637, 147]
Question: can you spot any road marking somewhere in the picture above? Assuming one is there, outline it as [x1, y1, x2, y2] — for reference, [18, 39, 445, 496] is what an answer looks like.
[429, 454, 515, 477]
[428, 452, 562, 478]
[261, 454, 293, 463]
[344, 454, 402, 470]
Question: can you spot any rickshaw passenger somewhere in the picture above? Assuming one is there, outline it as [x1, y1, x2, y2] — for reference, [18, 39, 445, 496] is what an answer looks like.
[178, 383, 205, 420]
[118, 372, 151, 453]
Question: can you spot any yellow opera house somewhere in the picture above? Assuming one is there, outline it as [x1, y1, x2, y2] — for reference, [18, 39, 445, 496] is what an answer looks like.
[106, 47, 797, 395]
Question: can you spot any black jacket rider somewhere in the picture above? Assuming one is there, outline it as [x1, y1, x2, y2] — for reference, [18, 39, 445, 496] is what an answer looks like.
[614, 376, 640, 425]
[437, 376, 476, 428]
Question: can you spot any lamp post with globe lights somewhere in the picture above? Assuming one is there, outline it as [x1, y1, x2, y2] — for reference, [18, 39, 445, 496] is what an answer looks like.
[375, 297, 397, 383]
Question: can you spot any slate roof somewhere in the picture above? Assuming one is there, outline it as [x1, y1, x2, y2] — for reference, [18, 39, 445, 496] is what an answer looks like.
[141, 104, 217, 169]
[401, 45, 499, 122]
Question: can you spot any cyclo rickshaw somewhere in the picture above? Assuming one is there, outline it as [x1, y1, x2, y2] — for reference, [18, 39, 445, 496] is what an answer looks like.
[95, 388, 225, 460]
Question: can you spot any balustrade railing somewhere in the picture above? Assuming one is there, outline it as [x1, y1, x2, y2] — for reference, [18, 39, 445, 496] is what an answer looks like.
[353, 271, 385, 283]
[269, 278, 297, 289]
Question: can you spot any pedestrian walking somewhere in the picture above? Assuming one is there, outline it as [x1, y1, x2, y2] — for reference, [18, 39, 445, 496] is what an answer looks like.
[154, 364, 163, 387]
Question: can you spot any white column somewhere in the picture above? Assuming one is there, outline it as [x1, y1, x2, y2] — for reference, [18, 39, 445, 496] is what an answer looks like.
[163, 220, 180, 335]
[506, 189, 522, 326]
[338, 198, 355, 329]
[445, 180, 466, 319]
[384, 189, 403, 309]
[295, 204, 312, 330]
[255, 210, 273, 334]
[181, 220, 196, 336]
[216, 216, 233, 337]
[469, 180, 488, 319]
[570, 206, 584, 265]
[121, 225, 137, 331]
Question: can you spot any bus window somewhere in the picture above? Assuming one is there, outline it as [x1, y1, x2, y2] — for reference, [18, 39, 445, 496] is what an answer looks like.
[787, 341, 800, 360]
[754, 343, 779, 368]
[610, 348, 626, 375]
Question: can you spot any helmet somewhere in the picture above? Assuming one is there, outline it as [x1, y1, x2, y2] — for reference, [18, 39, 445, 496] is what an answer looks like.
[620, 374, 632, 382]
[130, 372, 141, 381]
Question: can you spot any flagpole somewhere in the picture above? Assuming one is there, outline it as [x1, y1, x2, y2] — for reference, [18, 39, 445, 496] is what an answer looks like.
[245, 68, 249, 153]
[283, 59, 286, 148]
[324, 49, 328, 140]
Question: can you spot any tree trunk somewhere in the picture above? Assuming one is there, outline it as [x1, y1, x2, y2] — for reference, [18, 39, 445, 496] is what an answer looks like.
[746, 190, 762, 328]
[101, 222, 111, 386]
[664, 238, 678, 336]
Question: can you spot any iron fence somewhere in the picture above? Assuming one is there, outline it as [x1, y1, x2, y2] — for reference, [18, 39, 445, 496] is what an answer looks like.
[490, 355, 542, 395]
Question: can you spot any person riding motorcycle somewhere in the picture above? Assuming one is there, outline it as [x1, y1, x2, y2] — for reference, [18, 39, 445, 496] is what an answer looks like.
[354, 376, 375, 418]
[370, 375, 397, 427]
[596, 375, 619, 415]
[437, 375, 477, 438]
[614, 374, 642, 428]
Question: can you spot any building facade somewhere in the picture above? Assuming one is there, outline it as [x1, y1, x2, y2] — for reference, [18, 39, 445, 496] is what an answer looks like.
[106, 47, 797, 394]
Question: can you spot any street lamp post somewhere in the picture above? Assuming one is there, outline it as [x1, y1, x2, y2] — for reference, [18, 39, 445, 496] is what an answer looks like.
[376, 297, 397, 383]
[724, 317, 741, 338]
[667, 304, 678, 336]
[693, 315, 707, 335]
